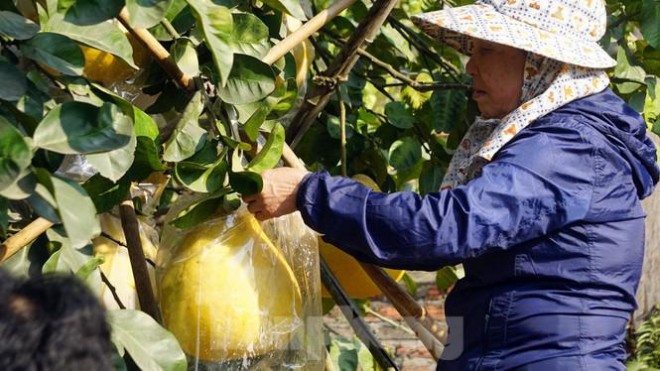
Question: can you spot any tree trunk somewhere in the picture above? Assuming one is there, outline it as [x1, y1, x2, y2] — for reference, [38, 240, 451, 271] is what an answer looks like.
[637, 133, 660, 322]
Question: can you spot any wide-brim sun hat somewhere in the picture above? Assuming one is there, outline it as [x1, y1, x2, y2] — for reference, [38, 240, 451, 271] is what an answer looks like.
[411, 0, 616, 69]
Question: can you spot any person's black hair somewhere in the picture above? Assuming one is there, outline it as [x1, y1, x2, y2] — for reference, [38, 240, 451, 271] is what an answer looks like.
[0, 269, 114, 370]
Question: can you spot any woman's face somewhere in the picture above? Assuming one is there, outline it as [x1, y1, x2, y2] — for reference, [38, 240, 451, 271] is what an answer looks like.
[466, 39, 527, 119]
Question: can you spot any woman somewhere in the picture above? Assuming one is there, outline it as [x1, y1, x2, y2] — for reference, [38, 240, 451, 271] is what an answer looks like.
[243, 0, 659, 369]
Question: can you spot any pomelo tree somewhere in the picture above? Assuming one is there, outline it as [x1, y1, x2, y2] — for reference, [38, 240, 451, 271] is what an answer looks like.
[0, 0, 658, 368]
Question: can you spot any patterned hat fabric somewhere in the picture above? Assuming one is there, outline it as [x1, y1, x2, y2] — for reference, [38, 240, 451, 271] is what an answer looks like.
[411, 0, 616, 69]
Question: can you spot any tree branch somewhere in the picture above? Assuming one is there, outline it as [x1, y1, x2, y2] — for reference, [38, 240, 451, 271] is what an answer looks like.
[100, 271, 127, 310]
[286, 0, 402, 148]
[322, 29, 469, 92]
[387, 16, 461, 81]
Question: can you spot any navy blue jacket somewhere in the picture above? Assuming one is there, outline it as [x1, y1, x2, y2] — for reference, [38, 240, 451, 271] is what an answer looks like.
[296, 89, 659, 370]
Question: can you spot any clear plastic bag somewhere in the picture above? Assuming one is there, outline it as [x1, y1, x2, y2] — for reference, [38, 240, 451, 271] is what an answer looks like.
[158, 204, 323, 370]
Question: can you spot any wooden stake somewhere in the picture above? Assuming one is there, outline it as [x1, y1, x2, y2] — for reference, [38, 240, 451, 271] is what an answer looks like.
[119, 196, 161, 322]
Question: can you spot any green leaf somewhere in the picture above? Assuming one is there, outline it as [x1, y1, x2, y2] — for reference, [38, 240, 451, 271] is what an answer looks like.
[614, 48, 646, 94]
[82, 174, 131, 213]
[59, 0, 123, 25]
[217, 54, 276, 104]
[401, 272, 418, 297]
[162, 91, 207, 162]
[86, 131, 137, 182]
[34, 170, 100, 248]
[229, 170, 263, 195]
[0, 117, 32, 192]
[266, 78, 298, 118]
[356, 107, 381, 135]
[243, 104, 270, 141]
[247, 123, 284, 173]
[186, 0, 233, 86]
[641, 0, 660, 49]
[76, 255, 104, 281]
[170, 37, 199, 76]
[435, 265, 458, 291]
[419, 160, 445, 195]
[90, 83, 165, 179]
[646, 77, 660, 131]
[0, 11, 40, 40]
[431, 88, 467, 133]
[326, 114, 354, 140]
[261, 0, 306, 20]
[28, 182, 60, 223]
[125, 0, 174, 29]
[22, 32, 84, 76]
[381, 23, 416, 61]
[2, 240, 39, 278]
[43, 13, 136, 68]
[42, 241, 90, 273]
[174, 157, 227, 193]
[0, 61, 27, 102]
[385, 102, 415, 129]
[169, 191, 229, 228]
[388, 137, 422, 172]
[229, 13, 270, 59]
[108, 309, 187, 371]
[327, 336, 358, 371]
[34, 102, 132, 154]
[0, 168, 36, 200]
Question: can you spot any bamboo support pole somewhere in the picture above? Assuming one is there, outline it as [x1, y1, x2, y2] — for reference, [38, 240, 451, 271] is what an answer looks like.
[119, 196, 161, 322]
[262, 0, 358, 65]
[0, 217, 54, 263]
[320, 257, 398, 370]
[117, 8, 194, 91]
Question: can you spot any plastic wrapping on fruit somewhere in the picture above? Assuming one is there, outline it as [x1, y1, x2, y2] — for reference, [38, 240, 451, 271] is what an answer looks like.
[158, 209, 302, 361]
[92, 213, 158, 310]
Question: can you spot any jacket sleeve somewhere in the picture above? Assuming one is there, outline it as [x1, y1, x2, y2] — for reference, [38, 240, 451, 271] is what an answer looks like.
[296, 126, 595, 271]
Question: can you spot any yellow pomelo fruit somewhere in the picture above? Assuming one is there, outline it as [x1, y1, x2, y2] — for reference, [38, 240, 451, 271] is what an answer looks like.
[320, 174, 405, 298]
[93, 214, 158, 310]
[159, 213, 302, 361]
[41, 31, 149, 85]
[81, 46, 135, 85]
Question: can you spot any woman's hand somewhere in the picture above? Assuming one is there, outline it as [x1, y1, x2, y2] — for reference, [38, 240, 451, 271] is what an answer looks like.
[242, 168, 310, 220]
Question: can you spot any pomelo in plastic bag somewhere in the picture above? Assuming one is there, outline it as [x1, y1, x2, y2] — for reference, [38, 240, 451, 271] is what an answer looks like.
[159, 210, 302, 361]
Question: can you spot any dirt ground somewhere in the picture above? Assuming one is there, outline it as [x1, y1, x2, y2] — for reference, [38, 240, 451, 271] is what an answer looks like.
[323, 271, 446, 370]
